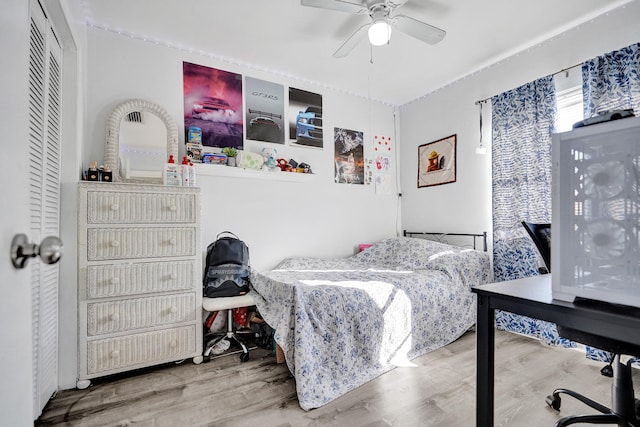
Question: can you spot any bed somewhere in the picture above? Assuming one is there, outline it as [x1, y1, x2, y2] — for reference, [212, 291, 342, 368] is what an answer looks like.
[249, 232, 493, 410]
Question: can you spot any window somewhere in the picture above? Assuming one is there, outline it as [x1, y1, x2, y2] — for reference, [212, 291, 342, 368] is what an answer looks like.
[555, 66, 583, 132]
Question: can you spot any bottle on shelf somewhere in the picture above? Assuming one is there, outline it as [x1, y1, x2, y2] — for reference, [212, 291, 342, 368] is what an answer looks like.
[163, 155, 181, 186]
[189, 161, 197, 187]
[180, 156, 190, 187]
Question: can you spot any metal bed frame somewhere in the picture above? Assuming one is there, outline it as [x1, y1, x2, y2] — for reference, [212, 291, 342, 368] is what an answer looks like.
[403, 230, 488, 252]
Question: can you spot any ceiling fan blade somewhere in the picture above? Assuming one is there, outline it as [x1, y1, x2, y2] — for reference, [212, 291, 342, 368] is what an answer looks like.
[301, 0, 368, 14]
[384, 0, 409, 10]
[392, 14, 446, 45]
[332, 24, 369, 58]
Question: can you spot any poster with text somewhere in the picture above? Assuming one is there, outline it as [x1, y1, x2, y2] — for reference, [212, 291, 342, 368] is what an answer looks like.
[334, 127, 364, 184]
[183, 62, 243, 149]
[289, 87, 323, 148]
[245, 77, 284, 143]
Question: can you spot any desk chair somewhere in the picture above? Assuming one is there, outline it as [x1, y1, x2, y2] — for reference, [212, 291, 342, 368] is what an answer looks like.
[521, 221, 551, 274]
[549, 321, 640, 426]
[521, 222, 640, 426]
[202, 293, 255, 362]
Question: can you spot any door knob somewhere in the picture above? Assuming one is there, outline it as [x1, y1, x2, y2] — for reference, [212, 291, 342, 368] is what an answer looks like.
[11, 234, 63, 269]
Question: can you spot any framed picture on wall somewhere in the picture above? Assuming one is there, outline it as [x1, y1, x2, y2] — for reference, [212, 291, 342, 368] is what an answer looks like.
[418, 134, 456, 188]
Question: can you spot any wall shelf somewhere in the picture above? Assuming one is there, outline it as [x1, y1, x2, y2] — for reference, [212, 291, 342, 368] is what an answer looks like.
[194, 163, 316, 182]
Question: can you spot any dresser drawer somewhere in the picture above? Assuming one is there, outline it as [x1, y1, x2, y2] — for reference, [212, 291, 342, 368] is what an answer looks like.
[86, 260, 197, 299]
[86, 325, 197, 375]
[86, 190, 196, 224]
[87, 227, 196, 261]
[87, 293, 196, 336]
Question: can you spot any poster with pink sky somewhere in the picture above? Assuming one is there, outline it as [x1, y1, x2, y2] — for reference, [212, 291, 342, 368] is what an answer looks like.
[183, 62, 243, 149]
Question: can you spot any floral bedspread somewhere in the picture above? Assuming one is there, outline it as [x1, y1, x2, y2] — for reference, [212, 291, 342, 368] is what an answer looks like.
[250, 237, 493, 410]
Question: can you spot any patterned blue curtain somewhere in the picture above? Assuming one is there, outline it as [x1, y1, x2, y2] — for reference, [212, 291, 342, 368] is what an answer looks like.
[489, 76, 577, 349]
[583, 42, 640, 117]
[491, 75, 557, 281]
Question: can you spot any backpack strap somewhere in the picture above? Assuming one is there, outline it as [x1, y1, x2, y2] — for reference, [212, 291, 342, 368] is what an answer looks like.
[216, 231, 239, 240]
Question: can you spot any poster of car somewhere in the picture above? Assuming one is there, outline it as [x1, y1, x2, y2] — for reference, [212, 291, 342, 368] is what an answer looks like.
[289, 87, 323, 148]
[183, 62, 243, 149]
[334, 127, 364, 184]
[245, 77, 284, 144]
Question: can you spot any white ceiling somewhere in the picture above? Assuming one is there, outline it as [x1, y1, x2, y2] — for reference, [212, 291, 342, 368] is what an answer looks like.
[81, 0, 634, 106]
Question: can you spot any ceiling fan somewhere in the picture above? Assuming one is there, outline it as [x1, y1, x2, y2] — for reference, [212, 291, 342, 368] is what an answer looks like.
[300, 0, 446, 58]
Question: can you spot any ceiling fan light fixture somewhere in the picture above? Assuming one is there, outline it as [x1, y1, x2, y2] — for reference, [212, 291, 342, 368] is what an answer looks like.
[368, 20, 391, 46]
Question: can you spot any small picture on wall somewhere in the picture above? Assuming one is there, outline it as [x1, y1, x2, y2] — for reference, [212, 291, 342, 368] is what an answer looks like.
[245, 77, 285, 144]
[289, 87, 323, 148]
[418, 134, 456, 188]
[334, 127, 364, 184]
[183, 62, 243, 149]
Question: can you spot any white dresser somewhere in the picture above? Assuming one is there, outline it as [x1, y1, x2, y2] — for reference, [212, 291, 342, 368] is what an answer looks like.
[77, 182, 202, 388]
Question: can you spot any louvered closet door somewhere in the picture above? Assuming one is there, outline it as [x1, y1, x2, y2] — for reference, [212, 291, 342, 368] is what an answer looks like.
[28, 1, 62, 418]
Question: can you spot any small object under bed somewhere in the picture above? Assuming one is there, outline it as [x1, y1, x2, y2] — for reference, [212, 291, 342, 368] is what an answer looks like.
[250, 233, 493, 410]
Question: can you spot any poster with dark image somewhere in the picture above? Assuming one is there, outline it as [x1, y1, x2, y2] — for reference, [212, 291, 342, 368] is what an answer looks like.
[183, 62, 243, 149]
[289, 87, 323, 148]
[245, 77, 285, 144]
[334, 127, 364, 184]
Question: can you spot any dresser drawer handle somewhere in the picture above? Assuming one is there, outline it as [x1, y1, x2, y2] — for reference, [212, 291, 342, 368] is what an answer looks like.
[168, 238, 177, 245]
[169, 306, 178, 314]
[110, 204, 119, 211]
[110, 350, 120, 358]
[110, 277, 120, 285]
[169, 340, 177, 348]
[110, 313, 120, 321]
[169, 273, 177, 280]
[110, 240, 120, 248]
[169, 205, 177, 212]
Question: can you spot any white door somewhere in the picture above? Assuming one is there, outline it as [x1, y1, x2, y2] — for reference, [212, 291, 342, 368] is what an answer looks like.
[28, 2, 62, 418]
[0, 0, 62, 423]
[0, 1, 38, 422]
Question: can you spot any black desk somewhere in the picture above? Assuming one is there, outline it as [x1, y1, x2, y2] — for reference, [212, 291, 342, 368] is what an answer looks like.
[472, 275, 640, 427]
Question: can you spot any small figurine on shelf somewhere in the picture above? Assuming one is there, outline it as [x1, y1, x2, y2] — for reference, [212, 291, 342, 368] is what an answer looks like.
[261, 147, 279, 172]
[299, 162, 313, 174]
[276, 158, 292, 172]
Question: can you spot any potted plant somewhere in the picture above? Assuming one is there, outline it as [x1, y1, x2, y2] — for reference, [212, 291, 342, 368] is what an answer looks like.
[222, 147, 238, 167]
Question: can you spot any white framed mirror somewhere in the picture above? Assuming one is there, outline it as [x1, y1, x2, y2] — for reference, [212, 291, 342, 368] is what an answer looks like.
[104, 99, 178, 183]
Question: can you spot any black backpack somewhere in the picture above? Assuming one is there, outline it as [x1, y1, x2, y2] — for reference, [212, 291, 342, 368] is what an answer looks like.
[203, 232, 250, 298]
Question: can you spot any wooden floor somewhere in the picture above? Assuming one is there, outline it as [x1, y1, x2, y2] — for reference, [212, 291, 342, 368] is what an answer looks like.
[37, 330, 638, 427]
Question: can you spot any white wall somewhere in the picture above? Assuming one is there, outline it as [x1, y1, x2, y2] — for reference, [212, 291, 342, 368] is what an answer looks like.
[399, 2, 640, 247]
